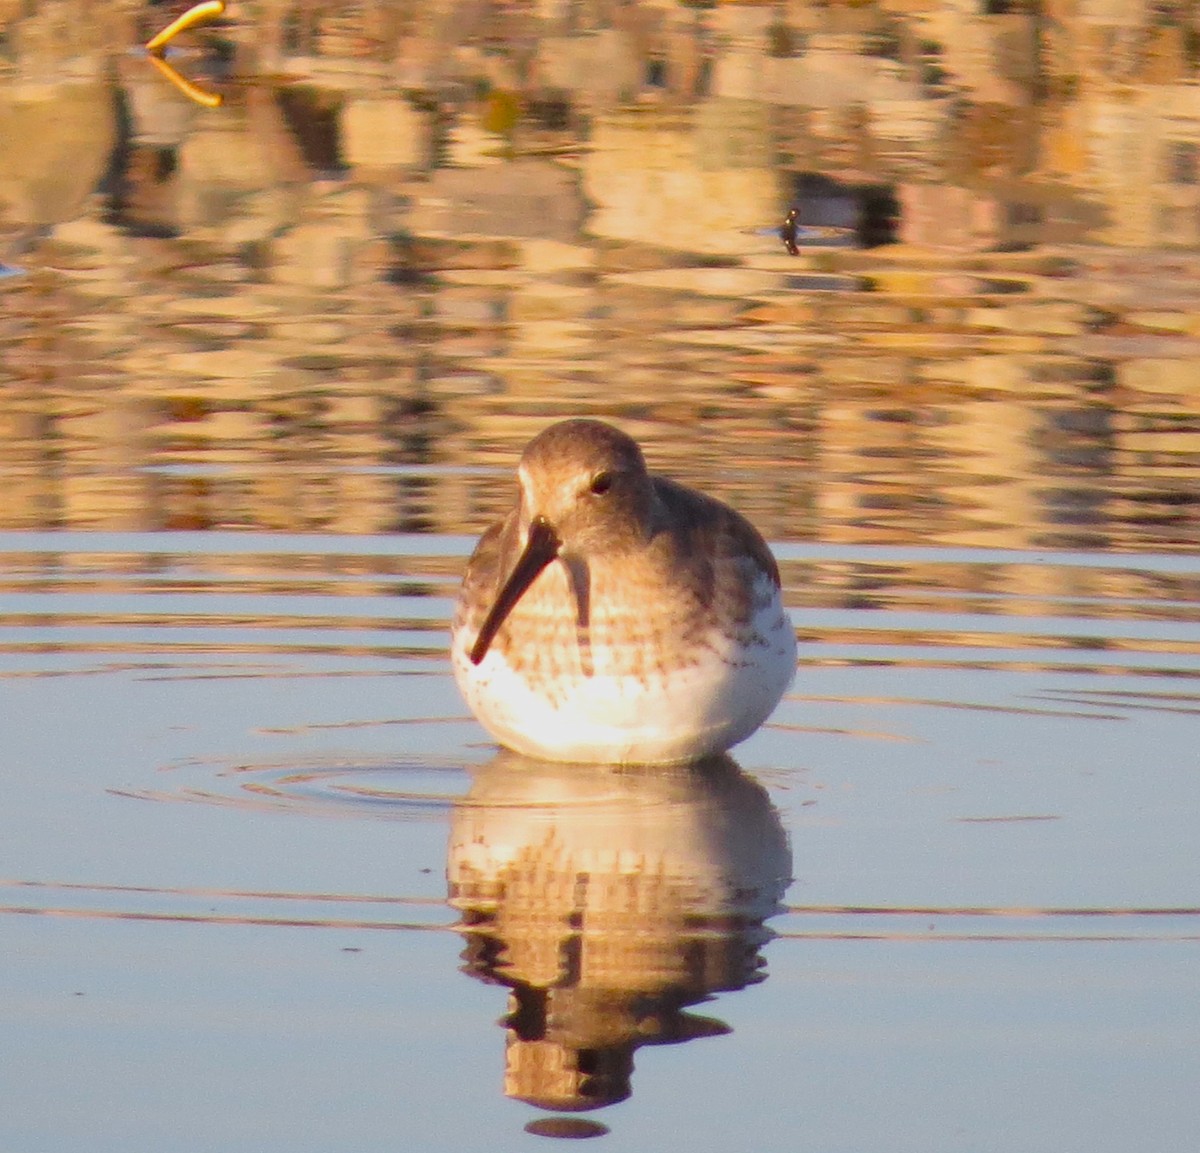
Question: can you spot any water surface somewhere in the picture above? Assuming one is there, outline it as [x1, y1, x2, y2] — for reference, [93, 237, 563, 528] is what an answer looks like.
[3, 3, 1200, 1150]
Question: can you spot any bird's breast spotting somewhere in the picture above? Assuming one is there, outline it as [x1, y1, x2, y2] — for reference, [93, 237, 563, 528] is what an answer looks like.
[450, 418, 796, 763]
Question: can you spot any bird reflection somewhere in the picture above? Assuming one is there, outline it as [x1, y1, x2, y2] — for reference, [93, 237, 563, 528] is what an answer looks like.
[447, 751, 791, 1114]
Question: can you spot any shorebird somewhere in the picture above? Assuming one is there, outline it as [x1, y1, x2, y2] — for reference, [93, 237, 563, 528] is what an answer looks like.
[451, 419, 797, 764]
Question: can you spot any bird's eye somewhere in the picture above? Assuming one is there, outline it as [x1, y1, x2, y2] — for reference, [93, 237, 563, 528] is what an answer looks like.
[588, 471, 615, 496]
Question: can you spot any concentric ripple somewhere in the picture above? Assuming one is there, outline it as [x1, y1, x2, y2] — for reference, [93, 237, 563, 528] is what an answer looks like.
[111, 755, 472, 821]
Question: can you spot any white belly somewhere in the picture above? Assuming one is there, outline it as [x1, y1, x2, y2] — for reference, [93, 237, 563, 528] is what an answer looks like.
[452, 587, 796, 764]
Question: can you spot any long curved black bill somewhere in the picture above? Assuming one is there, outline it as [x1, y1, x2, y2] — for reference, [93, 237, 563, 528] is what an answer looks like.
[469, 516, 562, 665]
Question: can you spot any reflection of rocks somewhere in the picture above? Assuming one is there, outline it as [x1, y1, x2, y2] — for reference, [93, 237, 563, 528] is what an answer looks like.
[584, 104, 780, 254]
[447, 752, 791, 1114]
[5, 3, 1200, 548]
[410, 160, 584, 243]
[0, 78, 115, 226]
[342, 96, 432, 169]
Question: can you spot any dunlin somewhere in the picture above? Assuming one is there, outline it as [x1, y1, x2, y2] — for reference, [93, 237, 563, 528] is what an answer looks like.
[451, 419, 797, 764]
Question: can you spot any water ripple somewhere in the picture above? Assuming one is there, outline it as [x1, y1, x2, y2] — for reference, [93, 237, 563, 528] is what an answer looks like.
[112, 756, 471, 821]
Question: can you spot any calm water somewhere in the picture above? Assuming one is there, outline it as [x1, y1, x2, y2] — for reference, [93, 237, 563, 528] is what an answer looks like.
[4, 2, 1200, 1150]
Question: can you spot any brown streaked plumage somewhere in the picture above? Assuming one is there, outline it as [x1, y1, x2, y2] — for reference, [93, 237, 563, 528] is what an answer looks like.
[451, 419, 796, 764]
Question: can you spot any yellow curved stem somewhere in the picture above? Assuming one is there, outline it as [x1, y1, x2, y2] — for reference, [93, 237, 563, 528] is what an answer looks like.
[146, 0, 227, 54]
